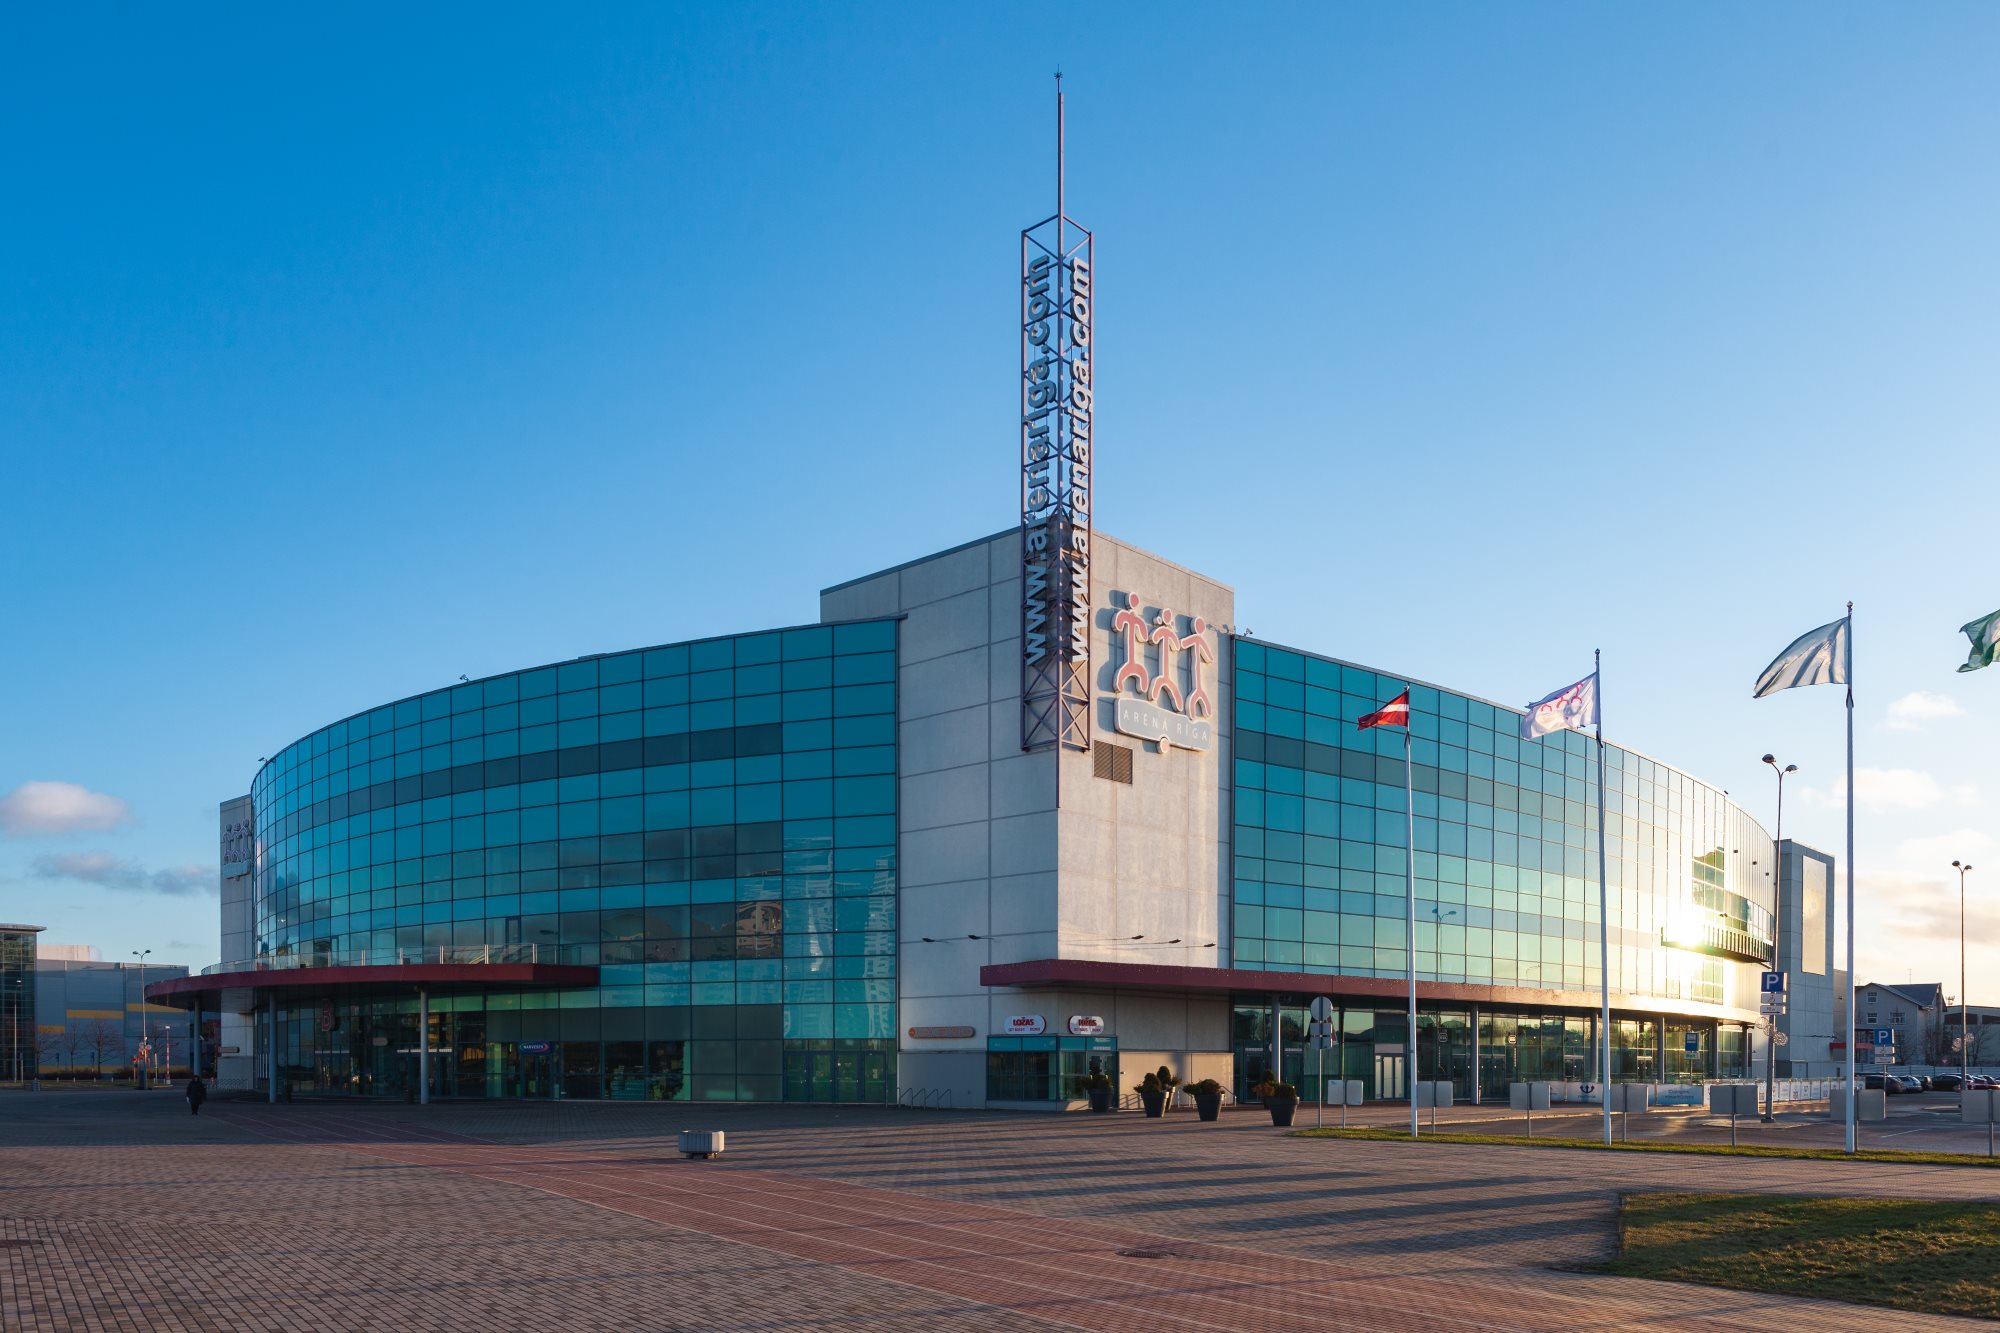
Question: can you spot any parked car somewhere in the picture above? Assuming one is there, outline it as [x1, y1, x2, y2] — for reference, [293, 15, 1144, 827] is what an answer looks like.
[1861, 1073, 1887, 1090]
[1932, 1073, 1965, 1092]
[1883, 1075, 1913, 1094]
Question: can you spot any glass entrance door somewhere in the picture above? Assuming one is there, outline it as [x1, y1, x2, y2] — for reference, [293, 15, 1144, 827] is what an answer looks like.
[1374, 1051, 1407, 1101]
[512, 1049, 556, 1098]
[784, 1049, 833, 1102]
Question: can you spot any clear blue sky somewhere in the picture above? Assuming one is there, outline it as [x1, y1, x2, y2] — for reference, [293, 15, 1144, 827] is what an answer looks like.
[3, 6, 1996, 993]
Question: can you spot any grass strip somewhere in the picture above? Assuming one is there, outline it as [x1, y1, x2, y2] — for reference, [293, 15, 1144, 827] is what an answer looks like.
[1291, 1124, 2000, 1167]
[1590, 1192, 2000, 1319]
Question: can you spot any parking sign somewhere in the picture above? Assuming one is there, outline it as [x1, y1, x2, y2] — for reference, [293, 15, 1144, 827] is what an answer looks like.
[1874, 1028, 1892, 1046]
[1760, 971, 1785, 994]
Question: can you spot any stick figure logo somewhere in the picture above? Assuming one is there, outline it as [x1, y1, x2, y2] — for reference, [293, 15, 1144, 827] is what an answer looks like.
[1110, 592, 1216, 753]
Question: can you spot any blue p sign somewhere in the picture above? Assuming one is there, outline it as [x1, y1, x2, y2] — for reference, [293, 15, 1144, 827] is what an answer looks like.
[1760, 971, 1785, 993]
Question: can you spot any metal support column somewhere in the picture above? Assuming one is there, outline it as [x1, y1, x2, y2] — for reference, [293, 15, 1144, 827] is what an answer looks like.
[1469, 1003, 1480, 1104]
[418, 987, 430, 1106]
[266, 991, 277, 1104]
[1268, 993, 1282, 1095]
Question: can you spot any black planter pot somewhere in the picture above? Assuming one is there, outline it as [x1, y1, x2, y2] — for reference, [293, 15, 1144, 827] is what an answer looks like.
[1264, 1095, 1298, 1127]
[1138, 1088, 1165, 1117]
[1193, 1091, 1222, 1122]
[1087, 1086, 1115, 1113]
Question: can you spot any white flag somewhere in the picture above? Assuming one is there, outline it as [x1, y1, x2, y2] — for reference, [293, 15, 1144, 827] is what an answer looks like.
[1753, 617, 1849, 698]
[1521, 673, 1598, 740]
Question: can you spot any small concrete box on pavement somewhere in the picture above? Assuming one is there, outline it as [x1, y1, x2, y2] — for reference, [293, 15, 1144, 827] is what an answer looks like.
[678, 1129, 725, 1159]
[1323, 1080, 1364, 1105]
[1708, 1084, 1760, 1116]
[1961, 1089, 2000, 1123]
[1508, 1082, 1552, 1111]
[1608, 1084, 1650, 1113]
[1828, 1087, 1887, 1122]
[1414, 1081, 1453, 1108]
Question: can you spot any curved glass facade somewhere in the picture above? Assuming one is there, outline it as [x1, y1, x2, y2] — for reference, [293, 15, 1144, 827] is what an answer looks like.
[247, 619, 899, 1101]
[1231, 641, 1775, 1008]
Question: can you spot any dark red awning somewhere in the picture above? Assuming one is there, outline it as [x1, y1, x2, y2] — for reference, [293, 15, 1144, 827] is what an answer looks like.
[978, 958, 1754, 1023]
[146, 962, 597, 1007]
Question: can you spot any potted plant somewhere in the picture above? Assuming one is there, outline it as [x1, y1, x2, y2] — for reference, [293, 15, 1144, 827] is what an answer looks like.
[1134, 1072, 1166, 1117]
[1253, 1075, 1299, 1127]
[1079, 1072, 1115, 1113]
[1187, 1078, 1224, 1122]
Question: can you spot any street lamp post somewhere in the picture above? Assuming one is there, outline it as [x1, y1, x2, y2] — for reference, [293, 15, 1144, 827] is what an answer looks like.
[131, 949, 151, 1089]
[1953, 861, 1973, 1086]
[1761, 754, 1796, 1122]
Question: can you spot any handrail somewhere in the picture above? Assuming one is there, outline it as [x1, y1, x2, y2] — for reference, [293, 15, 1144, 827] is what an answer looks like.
[200, 944, 593, 976]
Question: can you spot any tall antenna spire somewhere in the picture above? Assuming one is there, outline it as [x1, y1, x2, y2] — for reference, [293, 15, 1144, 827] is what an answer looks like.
[1055, 70, 1065, 260]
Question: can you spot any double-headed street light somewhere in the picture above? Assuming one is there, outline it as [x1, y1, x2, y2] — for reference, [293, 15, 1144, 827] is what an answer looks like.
[131, 949, 152, 1087]
[1761, 754, 1797, 1121]
[1953, 861, 1973, 1086]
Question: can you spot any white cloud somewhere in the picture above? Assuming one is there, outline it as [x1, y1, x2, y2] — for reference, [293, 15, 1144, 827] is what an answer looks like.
[32, 852, 213, 898]
[1884, 691, 1966, 732]
[1798, 767, 1977, 813]
[0, 781, 131, 836]
[1891, 828, 1994, 873]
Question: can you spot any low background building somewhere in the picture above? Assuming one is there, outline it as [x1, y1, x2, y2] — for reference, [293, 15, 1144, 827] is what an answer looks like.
[34, 945, 191, 1082]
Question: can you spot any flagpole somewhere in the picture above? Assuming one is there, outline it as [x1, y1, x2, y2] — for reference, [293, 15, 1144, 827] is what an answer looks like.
[1844, 603, 1856, 1155]
[1405, 726, 1419, 1141]
[1594, 649, 1612, 1148]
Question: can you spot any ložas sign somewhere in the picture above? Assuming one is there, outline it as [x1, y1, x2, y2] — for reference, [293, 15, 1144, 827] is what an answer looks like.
[1067, 1015, 1105, 1036]
[1110, 592, 1216, 753]
[1002, 1014, 1047, 1036]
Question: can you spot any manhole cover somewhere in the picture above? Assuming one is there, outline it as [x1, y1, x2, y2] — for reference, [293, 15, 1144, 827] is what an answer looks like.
[1116, 1248, 1176, 1260]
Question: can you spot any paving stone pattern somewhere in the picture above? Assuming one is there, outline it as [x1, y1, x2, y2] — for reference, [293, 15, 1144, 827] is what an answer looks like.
[3, 1091, 1995, 1331]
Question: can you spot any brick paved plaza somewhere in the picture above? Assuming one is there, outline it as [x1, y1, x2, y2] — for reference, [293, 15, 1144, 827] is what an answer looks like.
[4, 1090, 1996, 1331]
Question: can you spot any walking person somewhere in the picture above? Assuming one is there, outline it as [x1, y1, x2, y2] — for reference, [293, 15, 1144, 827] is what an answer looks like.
[184, 1074, 207, 1116]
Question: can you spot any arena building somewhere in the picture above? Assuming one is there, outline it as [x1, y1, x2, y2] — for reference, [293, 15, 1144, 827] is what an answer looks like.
[146, 521, 1819, 1108]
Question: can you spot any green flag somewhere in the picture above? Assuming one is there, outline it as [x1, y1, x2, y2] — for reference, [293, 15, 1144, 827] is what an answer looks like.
[1958, 609, 2000, 673]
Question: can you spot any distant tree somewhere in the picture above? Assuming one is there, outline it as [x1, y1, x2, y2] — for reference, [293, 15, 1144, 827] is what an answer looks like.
[58, 1024, 83, 1081]
[81, 1019, 122, 1079]
[1918, 1006, 1955, 1066]
[32, 1029, 61, 1079]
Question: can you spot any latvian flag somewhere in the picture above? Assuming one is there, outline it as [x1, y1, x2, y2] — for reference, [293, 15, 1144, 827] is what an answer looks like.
[1357, 689, 1410, 730]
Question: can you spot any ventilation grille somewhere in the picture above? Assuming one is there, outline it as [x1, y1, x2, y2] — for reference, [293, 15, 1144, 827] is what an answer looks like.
[1092, 741, 1133, 784]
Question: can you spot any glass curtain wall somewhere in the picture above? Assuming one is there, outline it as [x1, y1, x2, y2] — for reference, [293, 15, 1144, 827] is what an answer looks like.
[1231, 641, 1773, 1009]
[250, 620, 899, 1101]
[0, 928, 37, 1082]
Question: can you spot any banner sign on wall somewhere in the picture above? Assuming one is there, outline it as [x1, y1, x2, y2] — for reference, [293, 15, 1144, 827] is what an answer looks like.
[1003, 1014, 1047, 1036]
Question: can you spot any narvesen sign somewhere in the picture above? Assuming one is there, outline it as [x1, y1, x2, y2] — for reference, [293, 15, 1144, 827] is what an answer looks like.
[1111, 592, 1216, 753]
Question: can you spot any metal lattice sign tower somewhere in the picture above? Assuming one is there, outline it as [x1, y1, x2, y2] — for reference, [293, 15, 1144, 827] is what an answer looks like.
[1021, 75, 1094, 753]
